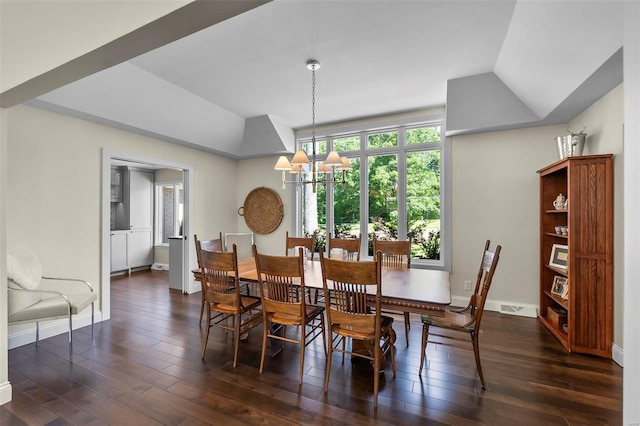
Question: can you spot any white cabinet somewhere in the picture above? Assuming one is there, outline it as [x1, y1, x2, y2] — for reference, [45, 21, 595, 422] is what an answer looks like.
[110, 168, 122, 202]
[115, 168, 154, 230]
[128, 170, 153, 229]
[111, 230, 153, 273]
[110, 231, 129, 272]
[129, 229, 153, 268]
[112, 166, 154, 273]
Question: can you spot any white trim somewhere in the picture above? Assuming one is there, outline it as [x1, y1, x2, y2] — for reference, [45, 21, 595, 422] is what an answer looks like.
[613, 343, 624, 367]
[0, 381, 11, 406]
[450, 296, 538, 318]
[154, 181, 184, 246]
[296, 109, 445, 140]
[188, 278, 202, 294]
[7, 310, 102, 350]
[101, 148, 196, 315]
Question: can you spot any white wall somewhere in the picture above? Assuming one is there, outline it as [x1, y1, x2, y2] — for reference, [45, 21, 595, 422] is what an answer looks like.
[450, 84, 624, 340]
[450, 124, 566, 314]
[569, 84, 624, 346]
[6, 104, 239, 334]
[0, 1, 191, 93]
[1, 0, 189, 407]
[236, 156, 295, 255]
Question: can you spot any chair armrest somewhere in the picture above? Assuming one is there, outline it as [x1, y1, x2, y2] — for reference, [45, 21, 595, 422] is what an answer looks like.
[8, 286, 72, 305]
[41, 276, 94, 293]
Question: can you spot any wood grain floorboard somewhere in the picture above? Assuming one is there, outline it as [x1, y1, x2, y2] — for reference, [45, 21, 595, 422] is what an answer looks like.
[3, 269, 623, 425]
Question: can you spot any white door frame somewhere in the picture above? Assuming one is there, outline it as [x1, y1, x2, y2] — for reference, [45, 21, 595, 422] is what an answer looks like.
[101, 148, 194, 320]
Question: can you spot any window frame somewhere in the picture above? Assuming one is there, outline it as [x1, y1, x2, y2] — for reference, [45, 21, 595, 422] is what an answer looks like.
[294, 112, 451, 271]
[154, 180, 183, 247]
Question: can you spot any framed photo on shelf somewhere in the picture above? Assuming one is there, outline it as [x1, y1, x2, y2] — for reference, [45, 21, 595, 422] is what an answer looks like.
[549, 244, 568, 270]
[561, 282, 569, 300]
[551, 275, 568, 297]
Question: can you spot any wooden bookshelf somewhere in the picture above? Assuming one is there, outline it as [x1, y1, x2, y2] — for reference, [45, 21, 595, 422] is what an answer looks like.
[537, 155, 613, 358]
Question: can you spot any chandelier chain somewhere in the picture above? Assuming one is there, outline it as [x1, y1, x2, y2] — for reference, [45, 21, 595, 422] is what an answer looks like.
[311, 67, 316, 143]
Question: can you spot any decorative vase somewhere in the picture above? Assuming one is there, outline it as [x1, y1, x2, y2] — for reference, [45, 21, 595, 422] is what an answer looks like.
[555, 128, 587, 160]
[553, 193, 567, 210]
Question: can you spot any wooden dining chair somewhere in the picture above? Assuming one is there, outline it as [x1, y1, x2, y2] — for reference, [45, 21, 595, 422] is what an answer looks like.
[420, 240, 501, 389]
[327, 232, 362, 261]
[194, 233, 223, 324]
[285, 231, 317, 259]
[198, 243, 262, 367]
[319, 250, 396, 408]
[373, 236, 411, 268]
[253, 244, 326, 385]
[373, 236, 412, 347]
[315, 233, 363, 304]
[285, 231, 317, 304]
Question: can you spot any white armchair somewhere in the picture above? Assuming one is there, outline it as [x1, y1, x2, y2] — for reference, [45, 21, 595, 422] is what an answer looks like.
[7, 248, 96, 361]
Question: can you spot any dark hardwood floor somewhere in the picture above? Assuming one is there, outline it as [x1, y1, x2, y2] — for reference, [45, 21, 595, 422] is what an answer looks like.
[3, 270, 622, 425]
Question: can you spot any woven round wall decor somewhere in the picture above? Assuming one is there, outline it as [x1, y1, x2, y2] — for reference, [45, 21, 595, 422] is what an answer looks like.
[238, 186, 284, 235]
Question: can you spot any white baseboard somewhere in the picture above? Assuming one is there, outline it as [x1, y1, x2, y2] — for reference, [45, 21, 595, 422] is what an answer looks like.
[0, 381, 12, 405]
[187, 279, 201, 294]
[8, 310, 103, 350]
[450, 296, 538, 318]
[151, 263, 169, 270]
[612, 343, 623, 367]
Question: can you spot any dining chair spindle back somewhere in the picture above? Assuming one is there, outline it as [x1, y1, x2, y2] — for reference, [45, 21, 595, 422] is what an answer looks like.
[253, 245, 326, 385]
[372, 236, 413, 346]
[198, 243, 262, 367]
[195, 233, 223, 324]
[327, 232, 362, 261]
[319, 250, 396, 408]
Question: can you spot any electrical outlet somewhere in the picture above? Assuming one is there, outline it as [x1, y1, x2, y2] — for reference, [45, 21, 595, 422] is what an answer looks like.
[464, 280, 472, 291]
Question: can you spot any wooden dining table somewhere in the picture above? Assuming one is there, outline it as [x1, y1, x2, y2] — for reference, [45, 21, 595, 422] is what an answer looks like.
[200, 256, 452, 315]
[194, 256, 451, 363]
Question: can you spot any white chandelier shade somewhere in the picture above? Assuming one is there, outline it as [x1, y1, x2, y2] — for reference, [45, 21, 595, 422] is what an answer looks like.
[274, 59, 351, 191]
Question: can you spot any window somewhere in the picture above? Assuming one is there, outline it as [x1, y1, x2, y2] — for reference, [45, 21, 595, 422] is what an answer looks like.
[155, 182, 183, 245]
[298, 117, 447, 268]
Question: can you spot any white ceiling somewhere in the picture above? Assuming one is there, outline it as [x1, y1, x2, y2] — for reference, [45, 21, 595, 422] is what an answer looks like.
[28, 0, 624, 159]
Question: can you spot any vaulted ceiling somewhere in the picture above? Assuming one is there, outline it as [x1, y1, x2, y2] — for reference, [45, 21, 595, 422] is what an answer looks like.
[7, 1, 625, 159]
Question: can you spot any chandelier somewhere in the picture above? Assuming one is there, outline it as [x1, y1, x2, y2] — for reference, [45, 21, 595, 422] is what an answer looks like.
[274, 59, 350, 192]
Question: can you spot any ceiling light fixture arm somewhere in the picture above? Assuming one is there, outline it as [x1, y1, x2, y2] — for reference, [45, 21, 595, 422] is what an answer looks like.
[274, 59, 350, 192]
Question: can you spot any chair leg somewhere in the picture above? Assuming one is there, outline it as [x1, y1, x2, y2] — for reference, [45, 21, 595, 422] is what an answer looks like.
[390, 335, 397, 378]
[419, 323, 429, 373]
[373, 345, 380, 408]
[320, 316, 327, 356]
[68, 310, 73, 361]
[324, 335, 333, 393]
[404, 312, 410, 347]
[232, 314, 241, 368]
[201, 307, 211, 359]
[36, 321, 40, 347]
[91, 302, 95, 341]
[199, 291, 205, 325]
[471, 331, 486, 389]
[299, 331, 305, 385]
[260, 319, 269, 374]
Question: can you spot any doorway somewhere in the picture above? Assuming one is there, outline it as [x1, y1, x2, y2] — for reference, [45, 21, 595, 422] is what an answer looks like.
[100, 148, 194, 321]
